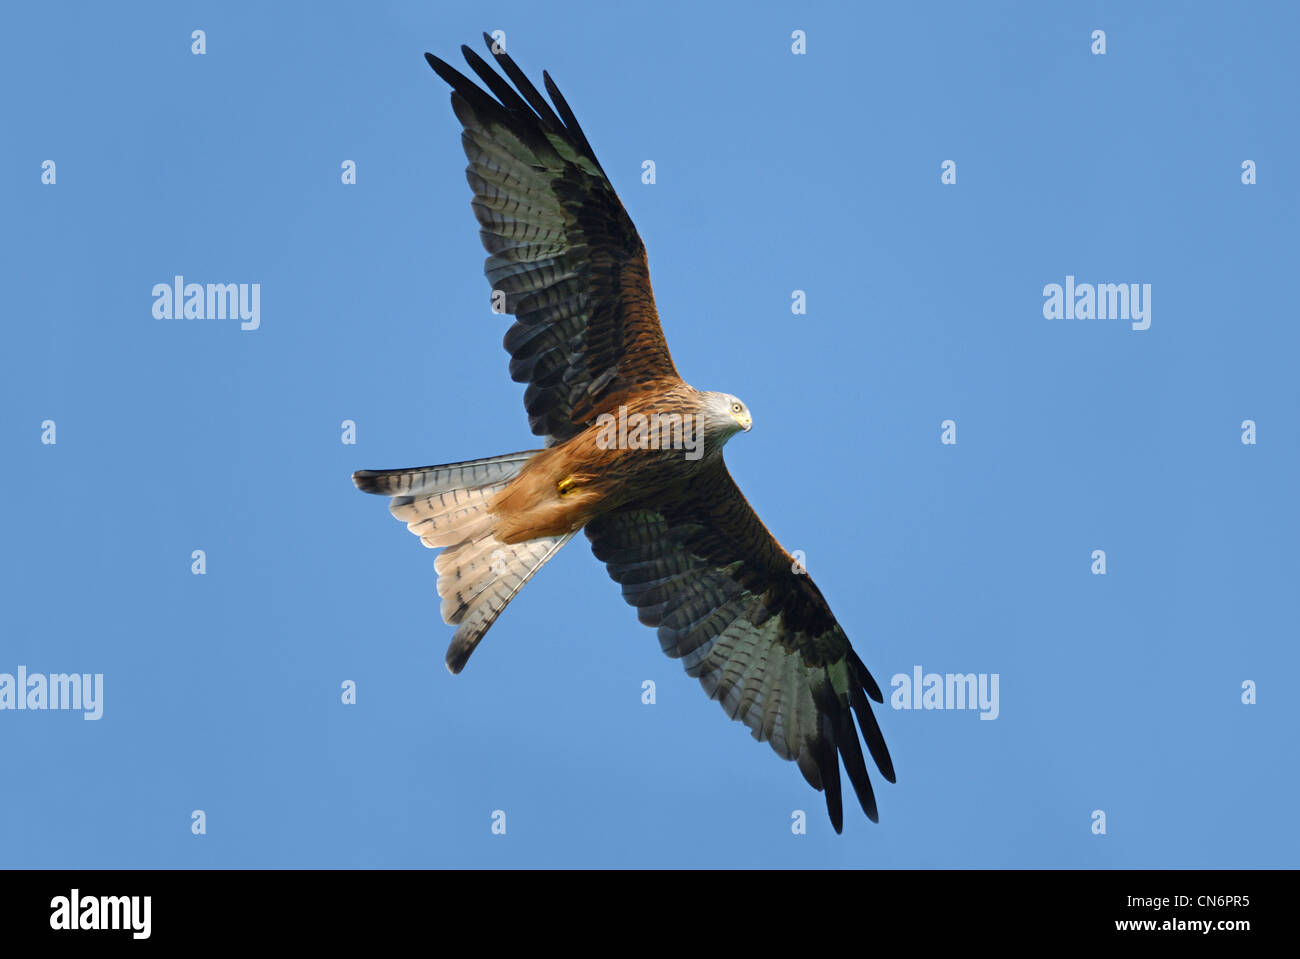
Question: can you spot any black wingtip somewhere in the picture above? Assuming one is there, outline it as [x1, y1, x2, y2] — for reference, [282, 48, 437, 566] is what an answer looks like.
[849, 683, 896, 786]
[865, 676, 884, 703]
[817, 733, 844, 834]
[836, 708, 881, 823]
[424, 51, 460, 88]
[826, 792, 844, 834]
[881, 756, 898, 785]
[480, 33, 505, 64]
[874, 730, 898, 785]
[850, 648, 885, 702]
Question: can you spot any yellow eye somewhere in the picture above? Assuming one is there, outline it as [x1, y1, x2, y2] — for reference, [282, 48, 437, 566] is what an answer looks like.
[732, 402, 742, 413]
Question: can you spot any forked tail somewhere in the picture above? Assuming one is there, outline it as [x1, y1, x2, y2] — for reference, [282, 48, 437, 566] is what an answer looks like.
[353, 451, 573, 672]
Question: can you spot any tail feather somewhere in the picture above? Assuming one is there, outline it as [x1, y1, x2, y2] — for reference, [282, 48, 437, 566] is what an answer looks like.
[443, 532, 574, 673]
[434, 534, 500, 581]
[353, 451, 571, 672]
[435, 536, 506, 607]
[353, 451, 539, 497]
[399, 493, 497, 548]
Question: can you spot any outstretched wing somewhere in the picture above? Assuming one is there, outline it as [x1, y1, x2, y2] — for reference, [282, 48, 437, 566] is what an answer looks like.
[585, 458, 896, 832]
[425, 37, 681, 445]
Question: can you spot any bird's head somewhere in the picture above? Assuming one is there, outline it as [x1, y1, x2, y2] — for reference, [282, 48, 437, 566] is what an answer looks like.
[700, 391, 752, 447]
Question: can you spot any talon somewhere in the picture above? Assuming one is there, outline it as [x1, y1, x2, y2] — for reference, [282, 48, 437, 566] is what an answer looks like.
[557, 475, 578, 496]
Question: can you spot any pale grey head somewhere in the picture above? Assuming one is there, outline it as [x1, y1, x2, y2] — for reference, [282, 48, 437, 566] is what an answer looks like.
[696, 390, 752, 451]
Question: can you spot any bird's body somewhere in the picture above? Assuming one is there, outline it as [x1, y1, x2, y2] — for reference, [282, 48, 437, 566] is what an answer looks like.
[354, 35, 896, 832]
[487, 383, 734, 543]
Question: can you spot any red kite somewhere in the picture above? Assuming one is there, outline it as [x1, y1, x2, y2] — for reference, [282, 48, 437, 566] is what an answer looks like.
[354, 35, 895, 832]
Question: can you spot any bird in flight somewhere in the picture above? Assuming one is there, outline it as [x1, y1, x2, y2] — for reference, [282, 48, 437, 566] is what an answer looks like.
[354, 34, 895, 832]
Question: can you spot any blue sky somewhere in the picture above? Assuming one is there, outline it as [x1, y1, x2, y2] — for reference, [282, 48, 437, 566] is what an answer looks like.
[1, 0, 1296, 868]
